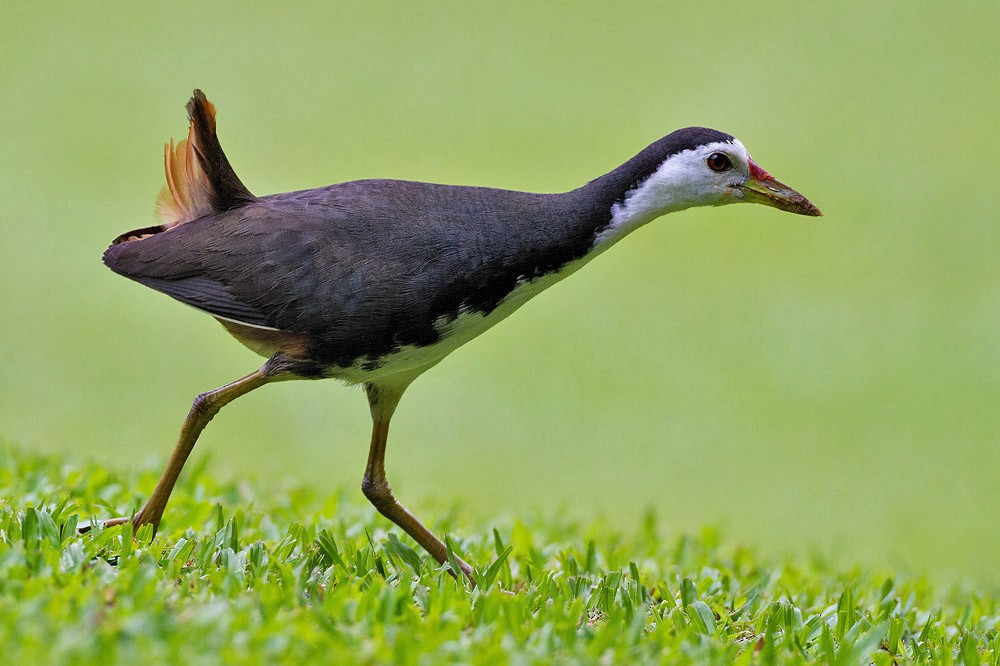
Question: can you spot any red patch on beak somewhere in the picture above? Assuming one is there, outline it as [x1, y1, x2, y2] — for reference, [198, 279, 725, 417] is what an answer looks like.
[748, 159, 773, 181]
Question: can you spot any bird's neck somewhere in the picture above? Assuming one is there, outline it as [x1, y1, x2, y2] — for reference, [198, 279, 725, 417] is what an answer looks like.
[562, 147, 688, 257]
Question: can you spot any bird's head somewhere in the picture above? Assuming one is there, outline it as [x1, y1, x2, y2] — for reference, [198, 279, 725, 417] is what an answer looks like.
[608, 128, 821, 232]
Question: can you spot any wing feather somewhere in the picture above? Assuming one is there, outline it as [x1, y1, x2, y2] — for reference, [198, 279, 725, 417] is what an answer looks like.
[130, 274, 273, 327]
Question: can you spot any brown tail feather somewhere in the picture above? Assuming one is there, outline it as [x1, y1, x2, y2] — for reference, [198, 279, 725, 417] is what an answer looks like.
[155, 89, 257, 228]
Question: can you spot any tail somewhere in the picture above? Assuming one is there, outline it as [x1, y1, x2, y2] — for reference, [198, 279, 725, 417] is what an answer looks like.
[112, 90, 257, 245]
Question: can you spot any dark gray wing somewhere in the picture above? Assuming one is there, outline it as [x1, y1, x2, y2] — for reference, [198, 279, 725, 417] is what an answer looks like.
[129, 275, 272, 326]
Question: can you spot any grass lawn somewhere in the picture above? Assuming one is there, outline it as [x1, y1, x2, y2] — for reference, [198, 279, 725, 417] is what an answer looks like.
[2, 445, 997, 664]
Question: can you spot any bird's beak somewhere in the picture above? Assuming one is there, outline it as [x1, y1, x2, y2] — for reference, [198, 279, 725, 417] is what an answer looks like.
[737, 159, 822, 216]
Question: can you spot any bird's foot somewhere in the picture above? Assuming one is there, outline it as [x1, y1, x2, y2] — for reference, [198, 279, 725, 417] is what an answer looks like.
[76, 516, 130, 534]
[76, 510, 159, 535]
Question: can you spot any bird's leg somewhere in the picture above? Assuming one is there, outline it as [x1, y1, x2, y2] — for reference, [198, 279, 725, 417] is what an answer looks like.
[361, 381, 475, 584]
[83, 358, 285, 535]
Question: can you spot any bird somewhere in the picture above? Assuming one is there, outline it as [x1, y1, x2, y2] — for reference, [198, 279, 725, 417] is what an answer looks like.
[98, 90, 820, 581]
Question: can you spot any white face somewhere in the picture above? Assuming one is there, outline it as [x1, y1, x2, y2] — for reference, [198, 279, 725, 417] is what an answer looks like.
[611, 139, 752, 228]
[598, 137, 819, 248]
[670, 139, 752, 205]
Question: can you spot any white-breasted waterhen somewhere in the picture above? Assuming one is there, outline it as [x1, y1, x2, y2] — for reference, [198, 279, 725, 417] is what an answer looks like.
[98, 90, 820, 581]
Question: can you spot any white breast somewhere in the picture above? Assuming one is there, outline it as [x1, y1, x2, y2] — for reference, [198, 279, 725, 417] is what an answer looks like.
[330, 254, 596, 385]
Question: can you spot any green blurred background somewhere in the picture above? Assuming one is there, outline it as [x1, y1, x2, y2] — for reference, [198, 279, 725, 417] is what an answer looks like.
[2, 2, 998, 583]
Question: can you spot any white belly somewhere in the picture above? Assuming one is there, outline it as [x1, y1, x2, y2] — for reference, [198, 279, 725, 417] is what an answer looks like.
[330, 256, 591, 385]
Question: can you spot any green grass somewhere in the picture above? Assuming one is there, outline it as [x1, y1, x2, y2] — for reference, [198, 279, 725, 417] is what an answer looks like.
[3, 445, 998, 664]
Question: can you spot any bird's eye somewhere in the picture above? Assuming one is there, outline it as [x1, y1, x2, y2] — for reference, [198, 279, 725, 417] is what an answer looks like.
[706, 152, 732, 173]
